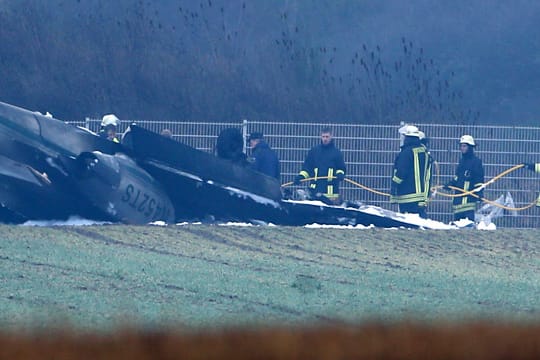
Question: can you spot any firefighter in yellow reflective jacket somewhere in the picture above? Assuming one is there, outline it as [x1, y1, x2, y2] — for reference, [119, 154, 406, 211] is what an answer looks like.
[445, 135, 485, 221]
[99, 114, 120, 143]
[523, 162, 540, 173]
[419, 130, 435, 202]
[294, 127, 346, 204]
[522, 162, 540, 206]
[390, 125, 431, 218]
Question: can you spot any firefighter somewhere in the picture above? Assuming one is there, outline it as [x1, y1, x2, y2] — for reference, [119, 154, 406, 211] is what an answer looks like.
[294, 127, 346, 204]
[522, 162, 540, 207]
[523, 162, 540, 173]
[390, 125, 430, 218]
[419, 130, 435, 201]
[99, 114, 120, 143]
[215, 127, 248, 166]
[444, 135, 485, 221]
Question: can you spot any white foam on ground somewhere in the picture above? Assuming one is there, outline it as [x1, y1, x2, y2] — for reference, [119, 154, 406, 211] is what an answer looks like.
[304, 223, 374, 229]
[218, 222, 253, 227]
[452, 218, 476, 228]
[285, 200, 459, 230]
[21, 216, 111, 226]
[476, 221, 497, 230]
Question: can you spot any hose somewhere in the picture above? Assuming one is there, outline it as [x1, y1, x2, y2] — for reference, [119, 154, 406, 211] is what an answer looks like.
[282, 163, 537, 211]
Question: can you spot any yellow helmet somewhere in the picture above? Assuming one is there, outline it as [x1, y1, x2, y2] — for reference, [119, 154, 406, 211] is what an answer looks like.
[460, 135, 475, 146]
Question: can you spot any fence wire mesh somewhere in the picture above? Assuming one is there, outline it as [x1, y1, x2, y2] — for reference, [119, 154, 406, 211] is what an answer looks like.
[78, 118, 540, 228]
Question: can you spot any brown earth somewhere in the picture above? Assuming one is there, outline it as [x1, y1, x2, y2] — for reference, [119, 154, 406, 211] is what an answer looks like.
[1, 225, 539, 358]
[2, 322, 540, 359]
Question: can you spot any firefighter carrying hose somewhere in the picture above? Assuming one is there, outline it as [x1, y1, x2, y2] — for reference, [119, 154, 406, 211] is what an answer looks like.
[444, 135, 485, 221]
[522, 162, 540, 173]
[522, 162, 540, 206]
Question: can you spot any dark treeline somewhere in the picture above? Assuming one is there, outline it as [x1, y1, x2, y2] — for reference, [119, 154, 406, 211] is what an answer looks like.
[0, 0, 538, 124]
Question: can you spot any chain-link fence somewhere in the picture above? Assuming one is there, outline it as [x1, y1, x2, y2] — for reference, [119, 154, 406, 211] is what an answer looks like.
[77, 118, 540, 228]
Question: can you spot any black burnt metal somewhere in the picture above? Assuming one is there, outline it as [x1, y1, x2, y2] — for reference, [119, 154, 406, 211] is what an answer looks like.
[0, 101, 419, 228]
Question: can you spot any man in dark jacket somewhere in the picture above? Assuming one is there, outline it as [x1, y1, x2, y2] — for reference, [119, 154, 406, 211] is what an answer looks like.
[390, 125, 430, 218]
[523, 162, 540, 173]
[445, 135, 485, 221]
[248, 132, 280, 180]
[215, 127, 248, 166]
[522, 162, 540, 207]
[294, 127, 346, 204]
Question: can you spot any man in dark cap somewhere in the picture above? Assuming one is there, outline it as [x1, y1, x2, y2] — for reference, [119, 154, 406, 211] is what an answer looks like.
[248, 131, 280, 180]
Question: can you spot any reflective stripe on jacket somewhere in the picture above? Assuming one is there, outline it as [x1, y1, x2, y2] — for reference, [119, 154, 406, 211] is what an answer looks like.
[391, 137, 430, 205]
[299, 140, 346, 198]
[447, 150, 484, 214]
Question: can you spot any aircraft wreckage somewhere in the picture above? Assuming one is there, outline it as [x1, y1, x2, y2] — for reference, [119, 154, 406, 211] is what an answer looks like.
[0, 101, 454, 229]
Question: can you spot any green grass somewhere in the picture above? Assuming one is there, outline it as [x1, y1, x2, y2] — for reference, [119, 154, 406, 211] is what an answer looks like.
[0, 225, 538, 331]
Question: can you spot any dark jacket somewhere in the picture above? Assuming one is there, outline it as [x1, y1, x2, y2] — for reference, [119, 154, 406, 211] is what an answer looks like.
[447, 149, 484, 215]
[391, 137, 431, 205]
[215, 128, 248, 166]
[423, 144, 435, 200]
[299, 140, 346, 200]
[250, 140, 280, 180]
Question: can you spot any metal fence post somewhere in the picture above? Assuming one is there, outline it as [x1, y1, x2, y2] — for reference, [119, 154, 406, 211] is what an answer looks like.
[75, 117, 540, 227]
[242, 119, 248, 154]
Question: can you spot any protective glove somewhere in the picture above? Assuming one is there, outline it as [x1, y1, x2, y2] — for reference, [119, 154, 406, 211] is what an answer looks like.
[336, 173, 345, 181]
[293, 175, 303, 186]
[522, 162, 535, 171]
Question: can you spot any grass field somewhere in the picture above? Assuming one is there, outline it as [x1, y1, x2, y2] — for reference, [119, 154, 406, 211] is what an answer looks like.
[0, 224, 539, 332]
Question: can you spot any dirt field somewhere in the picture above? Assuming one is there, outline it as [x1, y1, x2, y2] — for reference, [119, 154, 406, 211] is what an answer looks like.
[2, 323, 540, 359]
[0, 224, 539, 358]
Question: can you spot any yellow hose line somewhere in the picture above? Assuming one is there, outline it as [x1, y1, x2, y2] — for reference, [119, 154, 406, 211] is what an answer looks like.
[481, 197, 537, 211]
[434, 164, 525, 198]
[281, 175, 334, 188]
[281, 176, 391, 197]
[443, 185, 537, 211]
[282, 164, 536, 211]
[344, 178, 390, 197]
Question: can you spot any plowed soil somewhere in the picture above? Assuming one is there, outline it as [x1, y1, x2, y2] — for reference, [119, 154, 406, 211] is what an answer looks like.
[1, 224, 539, 358]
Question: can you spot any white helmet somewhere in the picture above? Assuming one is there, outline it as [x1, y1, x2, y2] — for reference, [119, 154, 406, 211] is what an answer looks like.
[398, 124, 420, 146]
[403, 125, 421, 138]
[418, 131, 426, 140]
[399, 124, 417, 135]
[399, 124, 421, 137]
[460, 135, 476, 146]
[101, 114, 120, 128]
